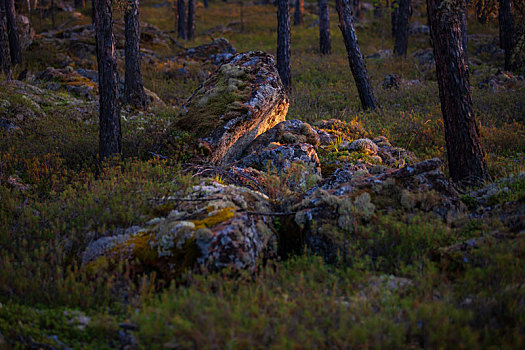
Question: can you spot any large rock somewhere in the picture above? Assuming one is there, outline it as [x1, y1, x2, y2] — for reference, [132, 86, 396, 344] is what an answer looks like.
[82, 182, 278, 278]
[17, 15, 34, 50]
[243, 119, 320, 156]
[174, 51, 289, 165]
[291, 158, 467, 263]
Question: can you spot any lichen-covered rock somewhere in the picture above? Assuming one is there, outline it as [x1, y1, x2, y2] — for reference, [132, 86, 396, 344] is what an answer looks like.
[313, 118, 368, 145]
[17, 15, 35, 50]
[346, 138, 379, 154]
[478, 69, 525, 92]
[174, 51, 289, 164]
[238, 143, 322, 189]
[82, 182, 278, 278]
[243, 119, 320, 156]
[34, 66, 98, 100]
[291, 158, 466, 263]
[184, 38, 237, 65]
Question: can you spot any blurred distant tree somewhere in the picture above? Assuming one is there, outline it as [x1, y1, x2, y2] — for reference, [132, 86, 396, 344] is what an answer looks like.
[187, 0, 195, 39]
[427, 0, 489, 186]
[393, 0, 410, 56]
[294, 0, 303, 25]
[391, 0, 398, 36]
[319, 0, 331, 54]
[4, 0, 21, 64]
[75, 0, 85, 8]
[124, 0, 147, 108]
[336, 0, 378, 110]
[204, 0, 208, 8]
[93, 0, 121, 159]
[353, 0, 362, 19]
[277, 0, 291, 89]
[473, 0, 524, 71]
[177, 0, 187, 39]
[0, 0, 10, 77]
[499, 0, 516, 70]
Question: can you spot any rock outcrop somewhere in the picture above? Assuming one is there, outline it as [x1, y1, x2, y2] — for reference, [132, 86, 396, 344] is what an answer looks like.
[82, 182, 278, 277]
[174, 51, 289, 165]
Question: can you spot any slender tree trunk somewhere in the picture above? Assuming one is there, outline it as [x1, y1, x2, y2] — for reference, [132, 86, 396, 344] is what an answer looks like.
[352, 0, 361, 19]
[277, 0, 291, 90]
[177, 0, 187, 40]
[294, 0, 303, 25]
[203, 0, 208, 8]
[0, 0, 11, 77]
[393, 0, 410, 56]
[187, 0, 194, 39]
[319, 0, 331, 54]
[124, 0, 146, 108]
[499, 0, 515, 71]
[391, 0, 398, 37]
[374, 2, 382, 18]
[336, 0, 378, 110]
[75, 0, 84, 8]
[93, 0, 121, 160]
[427, 0, 489, 186]
[4, 0, 21, 64]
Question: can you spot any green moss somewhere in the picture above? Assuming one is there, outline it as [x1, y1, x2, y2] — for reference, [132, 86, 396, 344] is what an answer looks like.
[174, 63, 252, 137]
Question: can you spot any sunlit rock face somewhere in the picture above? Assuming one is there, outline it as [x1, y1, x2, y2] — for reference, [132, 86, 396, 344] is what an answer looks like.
[174, 51, 289, 165]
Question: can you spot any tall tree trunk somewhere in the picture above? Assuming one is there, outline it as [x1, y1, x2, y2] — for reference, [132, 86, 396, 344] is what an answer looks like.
[499, 0, 515, 71]
[4, 0, 21, 64]
[124, 0, 146, 108]
[391, 0, 398, 37]
[374, 2, 382, 18]
[319, 0, 331, 54]
[460, 0, 468, 62]
[336, 0, 379, 110]
[74, 0, 84, 8]
[353, 0, 361, 19]
[277, 0, 291, 90]
[203, 0, 208, 8]
[393, 0, 410, 56]
[294, 0, 303, 25]
[427, 0, 489, 186]
[177, 0, 187, 40]
[187, 0, 194, 39]
[0, 0, 11, 77]
[93, 0, 121, 160]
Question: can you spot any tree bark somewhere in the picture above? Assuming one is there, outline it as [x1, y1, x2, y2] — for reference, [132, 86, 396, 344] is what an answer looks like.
[0, 0, 11, 77]
[124, 0, 147, 108]
[203, 0, 208, 8]
[393, 0, 410, 56]
[427, 0, 489, 186]
[177, 0, 187, 40]
[187, 0, 195, 39]
[336, 0, 379, 110]
[4, 0, 21, 64]
[75, 0, 84, 8]
[460, 0, 468, 62]
[93, 0, 121, 160]
[294, 0, 303, 25]
[319, 0, 331, 54]
[277, 0, 291, 90]
[391, 0, 398, 37]
[498, 0, 515, 71]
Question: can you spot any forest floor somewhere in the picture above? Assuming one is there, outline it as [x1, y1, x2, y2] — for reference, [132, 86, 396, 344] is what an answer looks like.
[1, 1, 525, 349]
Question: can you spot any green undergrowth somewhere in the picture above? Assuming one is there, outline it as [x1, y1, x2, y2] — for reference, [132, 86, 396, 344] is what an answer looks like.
[1, 0, 524, 348]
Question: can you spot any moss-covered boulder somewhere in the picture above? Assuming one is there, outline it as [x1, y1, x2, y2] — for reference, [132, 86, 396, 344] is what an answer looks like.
[174, 51, 289, 165]
[82, 182, 278, 278]
[289, 158, 466, 263]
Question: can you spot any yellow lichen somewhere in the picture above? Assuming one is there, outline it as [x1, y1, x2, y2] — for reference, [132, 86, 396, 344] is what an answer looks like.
[192, 207, 236, 229]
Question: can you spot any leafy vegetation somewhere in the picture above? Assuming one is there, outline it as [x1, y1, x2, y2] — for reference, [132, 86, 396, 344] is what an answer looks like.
[1, 0, 524, 348]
